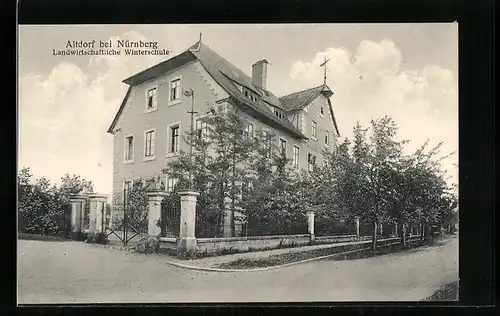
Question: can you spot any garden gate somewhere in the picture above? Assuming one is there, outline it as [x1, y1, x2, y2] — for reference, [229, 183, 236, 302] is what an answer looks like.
[161, 196, 181, 238]
[105, 187, 149, 246]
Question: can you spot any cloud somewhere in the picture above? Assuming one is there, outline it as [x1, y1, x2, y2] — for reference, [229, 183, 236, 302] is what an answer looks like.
[289, 39, 458, 184]
[18, 31, 163, 194]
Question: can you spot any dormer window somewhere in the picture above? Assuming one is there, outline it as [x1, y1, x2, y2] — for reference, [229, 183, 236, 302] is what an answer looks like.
[274, 109, 284, 119]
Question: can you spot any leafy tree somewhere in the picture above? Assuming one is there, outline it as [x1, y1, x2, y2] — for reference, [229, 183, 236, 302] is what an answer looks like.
[59, 174, 94, 201]
[17, 167, 97, 236]
[163, 106, 257, 237]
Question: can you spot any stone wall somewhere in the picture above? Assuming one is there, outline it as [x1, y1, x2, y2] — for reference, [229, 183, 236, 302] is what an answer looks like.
[159, 234, 311, 252]
[194, 234, 310, 252]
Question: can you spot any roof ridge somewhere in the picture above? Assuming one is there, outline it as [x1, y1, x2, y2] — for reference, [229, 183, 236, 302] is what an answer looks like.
[279, 84, 325, 99]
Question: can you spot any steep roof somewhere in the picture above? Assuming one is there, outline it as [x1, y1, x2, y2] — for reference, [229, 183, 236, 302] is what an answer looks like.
[108, 40, 337, 137]
[279, 84, 339, 136]
[187, 41, 306, 138]
[279, 84, 333, 112]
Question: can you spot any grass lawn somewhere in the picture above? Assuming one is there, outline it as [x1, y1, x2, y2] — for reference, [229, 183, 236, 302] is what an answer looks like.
[216, 239, 427, 269]
[423, 281, 459, 301]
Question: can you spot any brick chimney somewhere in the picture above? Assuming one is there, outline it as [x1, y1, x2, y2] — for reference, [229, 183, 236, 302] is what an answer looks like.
[252, 59, 269, 90]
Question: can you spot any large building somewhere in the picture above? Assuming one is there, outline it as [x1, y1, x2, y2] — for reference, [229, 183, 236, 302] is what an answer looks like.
[107, 37, 341, 234]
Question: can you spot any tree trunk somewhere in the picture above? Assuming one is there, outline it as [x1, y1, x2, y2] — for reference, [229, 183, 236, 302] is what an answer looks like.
[372, 221, 378, 253]
[216, 181, 224, 237]
[230, 142, 236, 237]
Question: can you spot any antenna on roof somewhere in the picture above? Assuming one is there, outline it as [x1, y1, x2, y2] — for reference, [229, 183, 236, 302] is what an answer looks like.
[319, 56, 330, 85]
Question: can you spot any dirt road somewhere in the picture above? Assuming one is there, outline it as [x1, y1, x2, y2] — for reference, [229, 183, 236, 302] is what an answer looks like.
[17, 235, 458, 303]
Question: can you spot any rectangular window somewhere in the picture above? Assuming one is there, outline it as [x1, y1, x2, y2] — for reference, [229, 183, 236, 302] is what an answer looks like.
[166, 177, 178, 192]
[170, 78, 181, 101]
[170, 125, 180, 153]
[146, 87, 157, 111]
[279, 138, 287, 156]
[196, 119, 209, 143]
[293, 146, 300, 168]
[144, 130, 156, 158]
[263, 131, 272, 158]
[146, 87, 158, 112]
[124, 135, 134, 162]
[312, 121, 317, 139]
[325, 133, 329, 145]
[243, 123, 254, 140]
[308, 153, 316, 172]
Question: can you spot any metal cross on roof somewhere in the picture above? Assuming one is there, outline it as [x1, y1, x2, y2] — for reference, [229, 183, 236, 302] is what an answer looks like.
[319, 56, 330, 85]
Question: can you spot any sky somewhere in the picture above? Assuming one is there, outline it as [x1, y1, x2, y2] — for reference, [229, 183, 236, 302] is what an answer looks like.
[18, 23, 458, 195]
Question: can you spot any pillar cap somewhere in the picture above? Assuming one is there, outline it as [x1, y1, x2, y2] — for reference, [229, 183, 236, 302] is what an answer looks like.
[147, 190, 169, 197]
[178, 190, 200, 197]
[88, 193, 108, 200]
[69, 194, 88, 201]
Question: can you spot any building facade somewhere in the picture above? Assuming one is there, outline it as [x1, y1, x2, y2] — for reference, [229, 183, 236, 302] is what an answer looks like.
[107, 39, 341, 234]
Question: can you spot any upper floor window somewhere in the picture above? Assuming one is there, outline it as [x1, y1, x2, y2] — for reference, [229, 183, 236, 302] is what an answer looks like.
[308, 153, 316, 172]
[169, 124, 180, 153]
[144, 129, 156, 159]
[320, 106, 324, 117]
[279, 138, 287, 156]
[196, 119, 209, 144]
[262, 131, 272, 158]
[146, 87, 157, 112]
[243, 122, 254, 140]
[325, 133, 329, 146]
[312, 121, 317, 139]
[169, 77, 182, 105]
[293, 146, 300, 168]
[124, 135, 134, 163]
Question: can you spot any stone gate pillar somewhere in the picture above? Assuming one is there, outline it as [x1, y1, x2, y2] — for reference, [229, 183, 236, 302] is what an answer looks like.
[354, 216, 360, 239]
[394, 222, 398, 236]
[88, 194, 108, 236]
[306, 210, 315, 241]
[147, 191, 168, 237]
[69, 194, 87, 239]
[178, 191, 199, 254]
